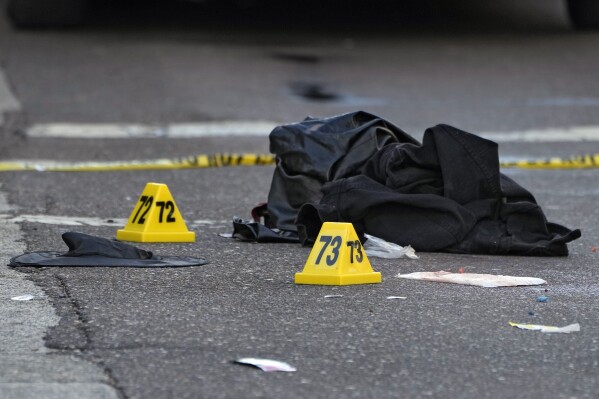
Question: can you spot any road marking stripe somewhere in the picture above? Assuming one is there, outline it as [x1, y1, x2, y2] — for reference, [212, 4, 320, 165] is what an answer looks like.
[479, 126, 599, 142]
[27, 121, 278, 138]
[23, 122, 599, 142]
[0, 214, 229, 227]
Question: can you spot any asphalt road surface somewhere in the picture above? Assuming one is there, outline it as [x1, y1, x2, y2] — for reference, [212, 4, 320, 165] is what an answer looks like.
[1, 1, 599, 398]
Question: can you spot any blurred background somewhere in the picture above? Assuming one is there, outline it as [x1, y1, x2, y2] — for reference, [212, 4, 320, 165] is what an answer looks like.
[1, 0, 598, 142]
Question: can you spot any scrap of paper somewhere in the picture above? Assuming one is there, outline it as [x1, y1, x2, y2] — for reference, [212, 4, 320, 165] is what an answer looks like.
[234, 358, 296, 372]
[395, 271, 546, 288]
[509, 321, 580, 333]
[11, 294, 35, 301]
[364, 234, 419, 259]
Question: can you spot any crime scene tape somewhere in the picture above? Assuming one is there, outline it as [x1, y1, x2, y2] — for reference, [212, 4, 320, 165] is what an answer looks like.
[1, 152, 598, 172]
[0, 153, 276, 172]
[500, 153, 599, 169]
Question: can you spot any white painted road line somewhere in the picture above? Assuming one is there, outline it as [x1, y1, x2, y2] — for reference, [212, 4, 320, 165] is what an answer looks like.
[24, 122, 599, 142]
[0, 214, 229, 227]
[2, 214, 128, 227]
[480, 126, 599, 142]
[27, 121, 278, 139]
[0, 68, 21, 126]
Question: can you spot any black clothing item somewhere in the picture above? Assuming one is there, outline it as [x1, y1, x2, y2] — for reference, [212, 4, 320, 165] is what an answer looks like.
[266, 111, 418, 232]
[295, 121, 580, 255]
[232, 217, 298, 243]
[10, 232, 209, 267]
[267, 112, 580, 256]
[63, 231, 154, 259]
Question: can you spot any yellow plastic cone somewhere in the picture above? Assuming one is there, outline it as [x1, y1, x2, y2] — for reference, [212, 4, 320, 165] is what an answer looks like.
[295, 222, 381, 285]
[116, 183, 195, 242]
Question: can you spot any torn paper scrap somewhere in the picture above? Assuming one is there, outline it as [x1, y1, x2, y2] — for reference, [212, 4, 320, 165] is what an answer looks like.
[509, 321, 580, 333]
[234, 358, 297, 372]
[11, 294, 35, 301]
[364, 234, 419, 259]
[386, 296, 407, 299]
[395, 271, 546, 288]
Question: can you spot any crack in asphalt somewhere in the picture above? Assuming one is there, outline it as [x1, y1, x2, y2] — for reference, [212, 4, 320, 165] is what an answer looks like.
[50, 273, 129, 399]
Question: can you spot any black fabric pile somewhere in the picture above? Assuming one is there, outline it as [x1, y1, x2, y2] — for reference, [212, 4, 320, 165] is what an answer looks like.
[10, 232, 209, 267]
[237, 111, 580, 256]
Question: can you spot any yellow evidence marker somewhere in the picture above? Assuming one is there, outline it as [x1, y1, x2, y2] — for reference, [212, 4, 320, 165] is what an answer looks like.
[295, 222, 381, 286]
[116, 183, 196, 242]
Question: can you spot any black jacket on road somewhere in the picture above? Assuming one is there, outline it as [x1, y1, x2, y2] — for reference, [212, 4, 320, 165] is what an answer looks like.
[263, 111, 580, 256]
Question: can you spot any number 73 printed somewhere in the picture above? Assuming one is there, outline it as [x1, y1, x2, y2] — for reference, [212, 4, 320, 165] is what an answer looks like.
[314, 235, 364, 266]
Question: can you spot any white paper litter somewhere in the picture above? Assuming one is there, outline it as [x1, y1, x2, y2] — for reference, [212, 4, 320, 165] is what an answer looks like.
[395, 271, 546, 287]
[386, 296, 407, 299]
[324, 294, 343, 298]
[364, 234, 419, 259]
[235, 357, 296, 372]
[11, 294, 35, 301]
[509, 321, 580, 333]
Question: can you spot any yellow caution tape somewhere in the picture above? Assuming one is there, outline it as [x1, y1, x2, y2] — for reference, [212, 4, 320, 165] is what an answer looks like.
[0, 153, 276, 172]
[500, 153, 599, 169]
[1, 152, 598, 172]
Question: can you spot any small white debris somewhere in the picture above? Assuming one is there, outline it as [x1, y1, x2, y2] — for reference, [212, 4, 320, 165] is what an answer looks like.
[509, 322, 580, 334]
[235, 357, 296, 372]
[396, 271, 546, 288]
[11, 294, 35, 301]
